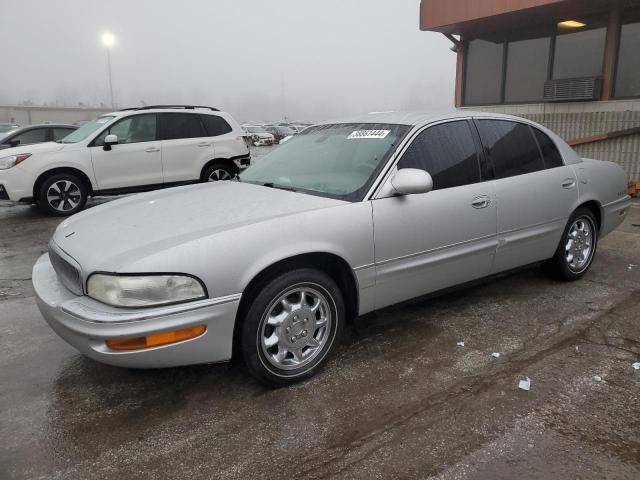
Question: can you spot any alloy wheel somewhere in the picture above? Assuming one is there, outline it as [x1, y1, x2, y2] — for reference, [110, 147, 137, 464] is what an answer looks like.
[259, 286, 332, 371]
[208, 169, 232, 181]
[565, 217, 595, 272]
[46, 180, 82, 213]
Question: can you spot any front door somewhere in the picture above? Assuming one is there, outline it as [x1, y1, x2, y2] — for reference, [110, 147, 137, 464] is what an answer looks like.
[372, 120, 498, 309]
[90, 113, 163, 190]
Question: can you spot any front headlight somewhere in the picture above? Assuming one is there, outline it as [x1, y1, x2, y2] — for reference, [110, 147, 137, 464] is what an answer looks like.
[87, 273, 207, 308]
[0, 153, 31, 170]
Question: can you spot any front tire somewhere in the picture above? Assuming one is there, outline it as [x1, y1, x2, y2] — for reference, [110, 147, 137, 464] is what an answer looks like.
[545, 208, 598, 281]
[240, 268, 345, 387]
[38, 173, 87, 216]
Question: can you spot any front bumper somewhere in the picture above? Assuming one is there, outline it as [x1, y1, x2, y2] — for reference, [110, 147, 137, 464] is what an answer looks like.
[33, 254, 241, 368]
[0, 165, 32, 201]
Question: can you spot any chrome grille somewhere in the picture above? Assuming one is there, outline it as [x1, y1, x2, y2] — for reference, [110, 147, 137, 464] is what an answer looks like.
[48, 242, 83, 295]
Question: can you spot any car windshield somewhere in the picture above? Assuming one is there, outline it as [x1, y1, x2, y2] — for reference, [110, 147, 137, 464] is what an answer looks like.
[59, 116, 115, 143]
[240, 123, 409, 201]
[246, 126, 267, 134]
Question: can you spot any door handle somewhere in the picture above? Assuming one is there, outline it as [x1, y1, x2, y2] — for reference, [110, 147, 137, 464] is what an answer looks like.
[145, 147, 160, 153]
[561, 178, 576, 189]
[198, 142, 211, 147]
[471, 195, 491, 209]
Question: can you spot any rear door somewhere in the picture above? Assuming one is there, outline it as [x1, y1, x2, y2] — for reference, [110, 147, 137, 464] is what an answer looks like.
[474, 119, 578, 272]
[89, 113, 163, 189]
[159, 113, 213, 183]
[372, 120, 498, 309]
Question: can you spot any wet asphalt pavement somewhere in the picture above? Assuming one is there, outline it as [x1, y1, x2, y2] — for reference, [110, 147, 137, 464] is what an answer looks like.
[1, 186, 639, 479]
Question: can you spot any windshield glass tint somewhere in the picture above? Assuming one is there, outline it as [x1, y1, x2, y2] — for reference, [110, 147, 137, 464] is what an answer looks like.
[246, 127, 266, 133]
[240, 123, 409, 201]
[60, 116, 115, 143]
[0, 125, 17, 134]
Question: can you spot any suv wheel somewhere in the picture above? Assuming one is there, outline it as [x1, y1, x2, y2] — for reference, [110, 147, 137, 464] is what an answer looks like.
[240, 268, 345, 387]
[203, 163, 234, 182]
[38, 173, 88, 216]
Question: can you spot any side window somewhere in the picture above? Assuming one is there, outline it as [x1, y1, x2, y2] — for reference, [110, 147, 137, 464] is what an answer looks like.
[397, 121, 481, 190]
[93, 114, 157, 146]
[161, 114, 205, 140]
[476, 120, 544, 179]
[11, 128, 48, 145]
[532, 128, 564, 169]
[53, 128, 76, 141]
[200, 115, 233, 136]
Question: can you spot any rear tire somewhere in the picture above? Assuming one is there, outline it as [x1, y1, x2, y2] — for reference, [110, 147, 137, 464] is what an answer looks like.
[240, 268, 345, 387]
[202, 163, 234, 182]
[38, 173, 88, 216]
[545, 208, 598, 281]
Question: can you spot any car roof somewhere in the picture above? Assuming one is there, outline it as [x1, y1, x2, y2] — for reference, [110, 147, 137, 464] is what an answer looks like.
[320, 110, 530, 127]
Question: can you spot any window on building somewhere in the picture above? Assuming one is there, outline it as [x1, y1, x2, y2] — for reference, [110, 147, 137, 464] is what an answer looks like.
[464, 39, 504, 105]
[505, 37, 551, 103]
[397, 121, 481, 190]
[552, 26, 606, 79]
[615, 17, 640, 98]
[476, 120, 544, 179]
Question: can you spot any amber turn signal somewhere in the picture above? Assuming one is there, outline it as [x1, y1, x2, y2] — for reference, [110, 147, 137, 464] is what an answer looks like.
[106, 325, 206, 351]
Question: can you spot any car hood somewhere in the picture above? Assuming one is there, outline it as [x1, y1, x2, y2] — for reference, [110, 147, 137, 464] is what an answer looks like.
[52, 181, 346, 272]
[0, 141, 66, 156]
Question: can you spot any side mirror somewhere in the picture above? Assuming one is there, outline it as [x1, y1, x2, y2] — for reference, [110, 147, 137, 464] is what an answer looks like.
[9, 140, 20, 148]
[390, 168, 433, 195]
[103, 134, 118, 151]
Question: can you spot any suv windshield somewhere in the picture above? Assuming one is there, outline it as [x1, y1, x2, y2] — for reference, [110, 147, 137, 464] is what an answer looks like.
[246, 126, 267, 134]
[240, 123, 409, 201]
[59, 116, 115, 143]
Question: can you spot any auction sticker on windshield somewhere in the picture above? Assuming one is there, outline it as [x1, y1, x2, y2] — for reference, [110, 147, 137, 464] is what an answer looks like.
[347, 130, 390, 139]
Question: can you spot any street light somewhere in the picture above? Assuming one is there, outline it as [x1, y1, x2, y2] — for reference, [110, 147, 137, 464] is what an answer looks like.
[101, 32, 116, 108]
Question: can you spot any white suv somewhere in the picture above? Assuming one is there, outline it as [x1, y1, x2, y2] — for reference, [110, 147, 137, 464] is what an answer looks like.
[0, 105, 250, 215]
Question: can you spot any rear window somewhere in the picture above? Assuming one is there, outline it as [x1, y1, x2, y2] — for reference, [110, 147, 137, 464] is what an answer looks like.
[532, 128, 564, 169]
[476, 120, 544, 179]
[200, 114, 233, 136]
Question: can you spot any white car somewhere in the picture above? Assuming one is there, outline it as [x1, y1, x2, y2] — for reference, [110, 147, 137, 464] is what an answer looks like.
[243, 125, 275, 146]
[0, 105, 250, 215]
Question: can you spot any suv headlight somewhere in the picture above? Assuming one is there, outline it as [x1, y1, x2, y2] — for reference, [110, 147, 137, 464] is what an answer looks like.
[0, 153, 31, 170]
[87, 273, 207, 308]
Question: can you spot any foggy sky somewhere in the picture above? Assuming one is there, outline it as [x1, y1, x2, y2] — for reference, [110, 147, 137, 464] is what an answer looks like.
[0, 0, 455, 121]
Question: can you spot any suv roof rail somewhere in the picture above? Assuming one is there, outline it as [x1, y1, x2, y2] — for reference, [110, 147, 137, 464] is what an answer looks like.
[119, 105, 220, 112]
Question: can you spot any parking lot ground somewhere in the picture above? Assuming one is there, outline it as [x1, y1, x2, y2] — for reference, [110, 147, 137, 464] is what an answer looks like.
[1, 198, 639, 480]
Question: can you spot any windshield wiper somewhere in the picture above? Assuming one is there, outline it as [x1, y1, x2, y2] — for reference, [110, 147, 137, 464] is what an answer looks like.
[263, 182, 297, 192]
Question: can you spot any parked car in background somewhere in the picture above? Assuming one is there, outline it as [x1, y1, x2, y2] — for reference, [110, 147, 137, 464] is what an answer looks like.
[243, 125, 275, 146]
[32, 111, 630, 386]
[0, 105, 250, 215]
[0, 124, 78, 150]
[0, 123, 20, 135]
[264, 125, 297, 144]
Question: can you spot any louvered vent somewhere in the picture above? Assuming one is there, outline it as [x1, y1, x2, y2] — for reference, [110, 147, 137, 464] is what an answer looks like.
[543, 77, 602, 102]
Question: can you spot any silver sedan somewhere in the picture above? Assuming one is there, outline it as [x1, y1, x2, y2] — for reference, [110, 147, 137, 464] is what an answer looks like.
[33, 111, 631, 386]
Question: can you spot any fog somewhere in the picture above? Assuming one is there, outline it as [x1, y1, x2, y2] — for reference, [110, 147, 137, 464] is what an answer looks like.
[0, 0, 455, 121]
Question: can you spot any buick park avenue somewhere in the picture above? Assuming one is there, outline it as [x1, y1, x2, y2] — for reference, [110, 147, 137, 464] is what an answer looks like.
[33, 111, 631, 386]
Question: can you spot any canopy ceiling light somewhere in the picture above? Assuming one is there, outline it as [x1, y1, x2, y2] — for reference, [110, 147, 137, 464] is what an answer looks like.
[558, 20, 587, 28]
